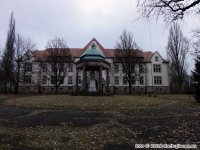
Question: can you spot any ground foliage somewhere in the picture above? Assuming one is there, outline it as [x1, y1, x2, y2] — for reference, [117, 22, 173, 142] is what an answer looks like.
[0, 94, 199, 149]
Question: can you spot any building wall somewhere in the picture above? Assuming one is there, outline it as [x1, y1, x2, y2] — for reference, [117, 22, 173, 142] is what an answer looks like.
[19, 52, 170, 94]
[144, 52, 169, 93]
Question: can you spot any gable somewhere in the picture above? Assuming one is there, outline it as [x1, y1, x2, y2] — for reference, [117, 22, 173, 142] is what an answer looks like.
[80, 42, 106, 60]
[81, 38, 106, 56]
[151, 51, 168, 63]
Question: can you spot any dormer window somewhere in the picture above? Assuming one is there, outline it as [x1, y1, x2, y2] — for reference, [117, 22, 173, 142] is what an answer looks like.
[91, 44, 96, 49]
[155, 56, 159, 61]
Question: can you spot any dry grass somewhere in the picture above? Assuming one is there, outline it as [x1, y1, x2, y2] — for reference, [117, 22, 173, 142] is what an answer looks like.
[5, 94, 196, 109]
[0, 94, 199, 150]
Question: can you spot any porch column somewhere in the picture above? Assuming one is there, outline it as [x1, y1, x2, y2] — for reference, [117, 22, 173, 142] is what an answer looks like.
[76, 68, 79, 92]
[82, 66, 87, 92]
[99, 66, 102, 93]
[106, 68, 110, 93]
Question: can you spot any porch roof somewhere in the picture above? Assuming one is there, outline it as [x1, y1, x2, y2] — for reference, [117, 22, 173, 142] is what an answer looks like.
[80, 48, 105, 60]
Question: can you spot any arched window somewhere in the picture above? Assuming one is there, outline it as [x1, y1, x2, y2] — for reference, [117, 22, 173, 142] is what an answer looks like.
[91, 44, 96, 49]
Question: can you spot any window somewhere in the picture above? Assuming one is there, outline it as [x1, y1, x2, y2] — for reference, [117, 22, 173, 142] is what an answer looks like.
[68, 64, 73, 72]
[131, 77, 136, 85]
[59, 64, 64, 72]
[114, 64, 119, 73]
[123, 76, 127, 85]
[42, 76, 47, 84]
[153, 64, 161, 72]
[51, 64, 57, 73]
[155, 56, 159, 61]
[139, 64, 144, 73]
[42, 64, 47, 72]
[154, 76, 162, 85]
[78, 76, 81, 84]
[115, 76, 119, 85]
[24, 63, 32, 72]
[51, 87, 54, 93]
[130, 65, 135, 72]
[68, 76, 72, 84]
[122, 66, 126, 73]
[59, 77, 64, 84]
[24, 75, 31, 84]
[51, 76, 56, 84]
[24, 86, 30, 91]
[91, 44, 96, 49]
[140, 76, 144, 85]
[51, 76, 64, 84]
[156, 88, 162, 93]
[124, 88, 128, 94]
[59, 87, 63, 93]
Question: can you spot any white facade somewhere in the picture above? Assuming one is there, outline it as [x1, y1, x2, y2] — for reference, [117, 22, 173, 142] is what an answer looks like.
[19, 39, 170, 94]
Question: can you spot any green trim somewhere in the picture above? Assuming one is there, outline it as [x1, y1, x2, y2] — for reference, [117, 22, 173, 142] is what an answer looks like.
[80, 48, 105, 60]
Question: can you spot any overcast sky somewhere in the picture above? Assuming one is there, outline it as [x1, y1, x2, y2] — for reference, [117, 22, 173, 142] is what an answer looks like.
[0, 0, 199, 72]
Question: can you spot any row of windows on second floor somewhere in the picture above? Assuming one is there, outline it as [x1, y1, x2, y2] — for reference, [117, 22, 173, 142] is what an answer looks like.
[114, 64, 162, 73]
[23, 62, 74, 73]
[24, 62, 162, 74]
[114, 76, 163, 85]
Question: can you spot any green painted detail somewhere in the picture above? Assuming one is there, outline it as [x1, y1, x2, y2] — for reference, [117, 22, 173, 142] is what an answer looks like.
[80, 48, 105, 60]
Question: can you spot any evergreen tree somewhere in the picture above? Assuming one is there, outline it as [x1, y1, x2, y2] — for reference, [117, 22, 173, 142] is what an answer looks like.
[193, 56, 200, 102]
[1, 12, 15, 92]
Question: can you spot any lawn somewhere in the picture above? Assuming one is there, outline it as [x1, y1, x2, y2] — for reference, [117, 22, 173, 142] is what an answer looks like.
[0, 94, 199, 150]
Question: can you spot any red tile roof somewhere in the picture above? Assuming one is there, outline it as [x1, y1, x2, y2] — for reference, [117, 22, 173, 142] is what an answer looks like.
[33, 48, 154, 62]
[143, 51, 154, 62]
[32, 38, 157, 62]
[69, 48, 83, 57]
[32, 50, 48, 61]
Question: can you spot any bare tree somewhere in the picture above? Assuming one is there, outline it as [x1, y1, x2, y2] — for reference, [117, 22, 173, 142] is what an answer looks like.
[137, 0, 200, 22]
[45, 37, 73, 94]
[0, 56, 3, 92]
[166, 23, 189, 93]
[15, 34, 36, 94]
[1, 12, 15, 92]
[115, 30, 143, 94]
[0, 45, 2, 86]
[191, 29, 200, 55]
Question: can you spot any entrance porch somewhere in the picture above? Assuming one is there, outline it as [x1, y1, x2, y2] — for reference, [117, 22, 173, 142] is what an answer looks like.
[75, 44, 111, 94]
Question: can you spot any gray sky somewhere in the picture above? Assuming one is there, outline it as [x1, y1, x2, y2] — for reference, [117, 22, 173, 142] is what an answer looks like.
[0, 0, 199, 72]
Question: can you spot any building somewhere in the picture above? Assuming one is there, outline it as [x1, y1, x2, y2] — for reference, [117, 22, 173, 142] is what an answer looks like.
[19, 38, 170, 94]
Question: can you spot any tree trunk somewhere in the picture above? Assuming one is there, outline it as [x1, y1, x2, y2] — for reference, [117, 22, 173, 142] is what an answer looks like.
[178, 82, 183, 94]
[128, 82, 132, 94]
[9, 82, 13, 93]
[15, 81, 19, 95]
[15, 68, 20, 95]
[55, 85, 59, 94]
[4, 81, 7, 93]
[38, 85, 41, 94]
